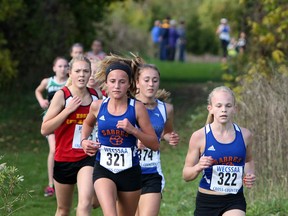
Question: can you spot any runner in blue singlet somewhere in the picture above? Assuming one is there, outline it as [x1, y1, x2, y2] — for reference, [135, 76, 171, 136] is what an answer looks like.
[183, 86, 256, 216]
[81, 54, 159, 216]
[135, 64, 179, 216]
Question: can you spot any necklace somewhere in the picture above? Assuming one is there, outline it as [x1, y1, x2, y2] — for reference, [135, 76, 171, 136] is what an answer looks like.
[142, 100, 157, 109]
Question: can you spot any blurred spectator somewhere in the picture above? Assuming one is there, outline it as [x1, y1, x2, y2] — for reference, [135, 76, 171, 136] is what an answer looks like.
[177, 20, 186, 62]
[85, 39, 106, 61]
[151, 20, 162, 59]
[70, 43, 84, 59]
[168, 19, 179, 61]
[236, 32, 246, 54]
[227, 37, 238, 58]
[216, 18, 230, 63]
[159, 18, 170, 61]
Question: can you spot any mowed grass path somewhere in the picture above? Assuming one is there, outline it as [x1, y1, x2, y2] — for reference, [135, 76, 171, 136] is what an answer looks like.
[0, 61, 222, 215]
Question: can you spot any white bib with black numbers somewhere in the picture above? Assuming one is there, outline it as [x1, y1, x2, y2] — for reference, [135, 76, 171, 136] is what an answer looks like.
[210, 165, 243, 194]
[72, 124, 98, 149]
[138, 148, 160, 168]
[99, 146, 132, 173]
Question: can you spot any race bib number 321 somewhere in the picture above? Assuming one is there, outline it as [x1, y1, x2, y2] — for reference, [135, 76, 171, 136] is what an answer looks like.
[100, 146, 132, 173]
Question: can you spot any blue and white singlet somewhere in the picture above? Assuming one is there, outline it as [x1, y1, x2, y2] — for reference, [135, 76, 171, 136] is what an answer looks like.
[138, 99, 167, 189]
[199, 123, 246, 194]
[96, 98, 138, 173]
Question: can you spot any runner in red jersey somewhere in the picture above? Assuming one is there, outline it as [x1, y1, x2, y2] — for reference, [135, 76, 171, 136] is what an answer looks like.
[41, 55, 99, 216]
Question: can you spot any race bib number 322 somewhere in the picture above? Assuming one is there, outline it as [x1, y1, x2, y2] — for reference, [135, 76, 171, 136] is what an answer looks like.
[210, 165, 243, 194]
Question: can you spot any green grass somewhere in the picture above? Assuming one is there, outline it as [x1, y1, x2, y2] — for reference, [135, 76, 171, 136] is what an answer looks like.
[150, 60, 222, 83]
[1, 62, 287, 215]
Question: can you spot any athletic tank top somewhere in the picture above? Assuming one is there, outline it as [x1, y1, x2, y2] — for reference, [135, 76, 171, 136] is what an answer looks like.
[219, 25, 230, 41]
[54, 86, 99, 162]
[46, 76, 67, 102]
[96, 98, 139, 173]
[199, 123, 246, 194]
[138, 99, 167, 174]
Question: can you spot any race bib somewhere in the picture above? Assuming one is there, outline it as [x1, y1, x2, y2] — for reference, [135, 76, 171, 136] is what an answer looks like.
[138, 148, 159, 168]
[100, 146, 132, 173]
[210, 165, 243, 194]
[72, 124, 98, 149]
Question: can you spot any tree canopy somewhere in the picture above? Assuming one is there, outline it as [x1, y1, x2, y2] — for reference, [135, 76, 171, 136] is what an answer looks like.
[0, 0, 118, 89]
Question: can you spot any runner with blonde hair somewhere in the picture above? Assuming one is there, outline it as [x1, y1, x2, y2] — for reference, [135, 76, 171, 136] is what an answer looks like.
[183, 86, 255, 216]
[41, 55, 99, 216]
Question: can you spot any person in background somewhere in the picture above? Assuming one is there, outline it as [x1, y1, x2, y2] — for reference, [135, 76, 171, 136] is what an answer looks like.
[35, 56, 68, 197]
[159, 18, 170, 61]
[182, 86, 256, 216]
[227, 37, 238, 58]
[85, 39, 106, 61]
[41, 55, 99, 216]
[70, 43, 84, 59]
[87, 59, 105, 99]
[167, 19, 179, 61]
[177, 20, 186, 62]
[216, 18, 231, 63]
[236, 32, 246, 54]
[81, 54, 159, 216]
[150, 20, 162, 59]
[135, 64, 179, 216]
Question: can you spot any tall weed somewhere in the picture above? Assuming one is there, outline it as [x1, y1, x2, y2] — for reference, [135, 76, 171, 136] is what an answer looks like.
[236, 69, 288, 201]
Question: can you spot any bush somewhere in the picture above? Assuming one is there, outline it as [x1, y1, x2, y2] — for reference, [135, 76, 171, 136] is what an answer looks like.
[0, 156, 29, 216]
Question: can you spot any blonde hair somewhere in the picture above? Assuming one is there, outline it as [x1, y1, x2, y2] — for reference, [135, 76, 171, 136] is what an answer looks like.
[90, 58, 101, 79]
[155, 89, 171, 102]
[206, 86, 236, 124]
[65, 55, 91, 87]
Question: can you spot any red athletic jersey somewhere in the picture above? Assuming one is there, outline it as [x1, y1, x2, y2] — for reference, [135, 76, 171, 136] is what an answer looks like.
[54, 86, 98, 162]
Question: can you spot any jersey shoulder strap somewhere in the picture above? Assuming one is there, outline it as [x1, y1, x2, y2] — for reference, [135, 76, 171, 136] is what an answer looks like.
[156, 99, 167, 123]
[61, 86, 71, 99]
[87, 87, 99, 98]
[46, 76, 53, 89]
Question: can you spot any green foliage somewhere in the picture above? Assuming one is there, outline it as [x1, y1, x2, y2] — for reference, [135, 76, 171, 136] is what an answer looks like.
[185, 14, 219, 55]
[0, 0, 118, 90]
[0, 0, 23, 21]
[239, 0, 288, 78]
[0, 156, 29, 216]
[0, 45, 18, 88]
[0, 0, 23, 88]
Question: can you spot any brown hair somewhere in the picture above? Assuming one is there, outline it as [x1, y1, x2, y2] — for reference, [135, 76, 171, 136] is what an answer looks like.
[95, 53, 145, 98]
[53, 56, 67, 66]
[135, 63, 171, 102]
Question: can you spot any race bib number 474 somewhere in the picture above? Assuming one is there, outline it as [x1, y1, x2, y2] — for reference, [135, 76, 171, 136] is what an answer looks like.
[210, 165, 243, 194]
[138, 148, 159, 168]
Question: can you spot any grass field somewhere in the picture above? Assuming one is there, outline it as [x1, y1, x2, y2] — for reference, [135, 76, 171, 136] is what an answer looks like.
[1, 61, 287, 215]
